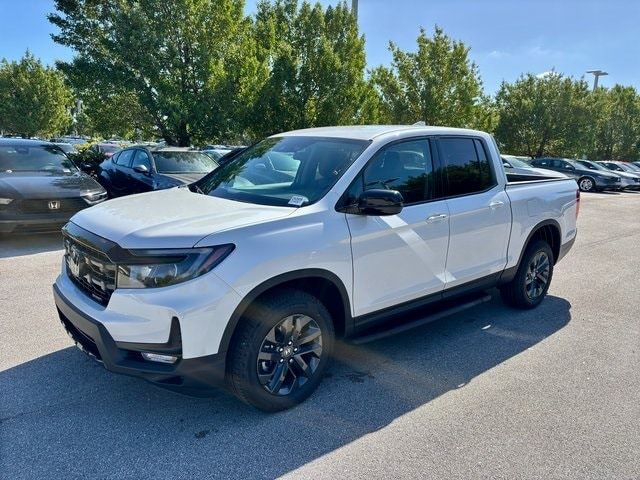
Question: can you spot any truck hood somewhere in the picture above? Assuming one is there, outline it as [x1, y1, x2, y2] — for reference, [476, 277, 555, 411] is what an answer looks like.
[70, 187, 296, 248]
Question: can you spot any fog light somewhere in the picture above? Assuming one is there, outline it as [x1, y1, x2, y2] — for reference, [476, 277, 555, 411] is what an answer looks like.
[141, 352, 178, 364]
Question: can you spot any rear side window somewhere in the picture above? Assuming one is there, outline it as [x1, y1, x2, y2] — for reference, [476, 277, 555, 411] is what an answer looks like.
[439, 137, 495, 196]
[115, 150, 134, 167]
[533, 158, 550, 167]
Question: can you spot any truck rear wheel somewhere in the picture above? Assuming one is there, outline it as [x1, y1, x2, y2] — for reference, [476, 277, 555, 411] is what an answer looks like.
[500, 240, 554, 309]
[227, 289, 334, 411]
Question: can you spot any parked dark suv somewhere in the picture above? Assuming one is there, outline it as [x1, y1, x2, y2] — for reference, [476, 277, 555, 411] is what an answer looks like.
[98, 146, 219, 197]
[0, 138, 107, 234]
[530, 157, 621, 192]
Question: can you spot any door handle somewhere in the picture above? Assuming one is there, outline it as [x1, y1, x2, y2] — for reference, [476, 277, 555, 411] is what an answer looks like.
[489, 201, 505, 209]
[426, 214, 448, 223]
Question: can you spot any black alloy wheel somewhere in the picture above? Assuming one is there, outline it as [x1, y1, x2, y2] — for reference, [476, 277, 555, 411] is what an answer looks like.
[524, 251, 551, 301]
[500, 240, 554, 309]
[256, 314, 323, 395]
[227, 288, 334, 411]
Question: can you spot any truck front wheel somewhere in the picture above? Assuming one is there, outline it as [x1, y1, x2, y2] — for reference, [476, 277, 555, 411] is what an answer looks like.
[227, 289, 335, 411]
[500, 240, 554, 309]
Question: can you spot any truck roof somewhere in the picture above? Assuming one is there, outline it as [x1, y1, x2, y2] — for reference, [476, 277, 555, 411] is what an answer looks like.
[276, 125, 487, 141]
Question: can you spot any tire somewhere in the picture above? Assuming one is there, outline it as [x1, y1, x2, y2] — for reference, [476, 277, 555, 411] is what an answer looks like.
[227, 288, 335, 412]
[578, 176, 596, 192]
[500, 240, 554, 309]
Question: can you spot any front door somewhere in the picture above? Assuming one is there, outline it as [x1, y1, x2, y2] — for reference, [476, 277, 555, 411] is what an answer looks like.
[345, 138, 450, 317]
[128, 149, 155, 194]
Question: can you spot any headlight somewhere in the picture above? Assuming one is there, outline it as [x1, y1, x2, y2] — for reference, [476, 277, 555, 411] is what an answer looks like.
[116, 244, 234, 288]
[0, 198, 14, 205]
[82, 190, 108, 205]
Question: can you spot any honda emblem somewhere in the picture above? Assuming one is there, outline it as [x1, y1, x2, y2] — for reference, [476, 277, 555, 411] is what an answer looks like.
[48, 200, 60, 210]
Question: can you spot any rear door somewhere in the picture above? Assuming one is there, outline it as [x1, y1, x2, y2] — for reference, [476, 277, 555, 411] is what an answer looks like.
[345, 138, 450, 317]
[438, 136, 511, 290]
[110, 149, 135, 196]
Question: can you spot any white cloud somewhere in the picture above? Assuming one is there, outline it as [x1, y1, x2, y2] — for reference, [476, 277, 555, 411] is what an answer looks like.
[488, 50, 509, 59]
[536, 71, 555, 79]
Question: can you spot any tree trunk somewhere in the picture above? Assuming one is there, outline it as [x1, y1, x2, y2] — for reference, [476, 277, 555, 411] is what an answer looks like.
[176, 121, 190, 147]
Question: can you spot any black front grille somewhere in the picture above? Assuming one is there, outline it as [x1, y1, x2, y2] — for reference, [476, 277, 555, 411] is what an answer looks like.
[19, 198, 87, 214]
[58, 309, 102, 360]
[64, 236, 116, 305]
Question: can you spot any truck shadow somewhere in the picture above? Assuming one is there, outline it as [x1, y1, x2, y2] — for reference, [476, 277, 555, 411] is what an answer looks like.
[0, 233, 62, 259]
[0, 294, 571, 479]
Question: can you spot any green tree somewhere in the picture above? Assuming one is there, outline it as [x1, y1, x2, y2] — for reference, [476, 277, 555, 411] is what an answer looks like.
[587, 85, 640, 160]
[0, 52, 72, 137]
[494, 72, 591, 157]
[370, 26, 484, 127]
[49, 0, 255, 146]
[81, 90, 155, 140]
[249, 0, 378, 137]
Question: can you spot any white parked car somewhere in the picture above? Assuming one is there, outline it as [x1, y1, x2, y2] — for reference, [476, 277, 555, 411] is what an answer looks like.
[53, 126, 579, 411]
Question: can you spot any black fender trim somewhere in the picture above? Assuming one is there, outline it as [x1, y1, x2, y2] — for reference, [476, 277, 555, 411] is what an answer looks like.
[217, 269, 353, 358]
[499, 218, 562, 285]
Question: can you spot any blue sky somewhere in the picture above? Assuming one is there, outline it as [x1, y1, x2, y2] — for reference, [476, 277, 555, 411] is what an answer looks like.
[1, 0, 639, 94]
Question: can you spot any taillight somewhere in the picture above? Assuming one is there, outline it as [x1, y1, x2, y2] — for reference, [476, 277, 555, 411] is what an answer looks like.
[576, 189, 580, 218]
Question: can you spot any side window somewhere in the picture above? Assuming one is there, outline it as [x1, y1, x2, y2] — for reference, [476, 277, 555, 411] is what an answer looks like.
[551, 159, 564, 169]
[440, 137, 496, 197]
[115, 149, 134, 167]
[131, 150, 151, 170]
[534, 159, 549, 167]
[362, 139, 433, 205]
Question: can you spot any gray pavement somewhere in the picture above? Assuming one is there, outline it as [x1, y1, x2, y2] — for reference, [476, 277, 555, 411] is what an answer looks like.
[1, 191, 639, 479]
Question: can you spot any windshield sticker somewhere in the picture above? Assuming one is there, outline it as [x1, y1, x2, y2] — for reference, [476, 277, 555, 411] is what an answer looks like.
[288, 195, 308, 207]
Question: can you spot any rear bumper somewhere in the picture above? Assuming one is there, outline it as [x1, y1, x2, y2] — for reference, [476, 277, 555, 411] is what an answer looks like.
[557, 234, 576, 262]
[53, 283, 227, 395]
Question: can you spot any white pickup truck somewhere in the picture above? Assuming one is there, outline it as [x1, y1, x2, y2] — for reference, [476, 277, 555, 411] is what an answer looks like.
[53, 126, 579, 411]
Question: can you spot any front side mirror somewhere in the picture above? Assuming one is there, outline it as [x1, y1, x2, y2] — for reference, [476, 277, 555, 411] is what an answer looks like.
[358, 189, 404, 216]
[133, 164, 149, 174]
[503, 161, 512, 168]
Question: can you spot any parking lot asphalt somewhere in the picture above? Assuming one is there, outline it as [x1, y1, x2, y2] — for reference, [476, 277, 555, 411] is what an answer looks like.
[1, 191, 639, 480]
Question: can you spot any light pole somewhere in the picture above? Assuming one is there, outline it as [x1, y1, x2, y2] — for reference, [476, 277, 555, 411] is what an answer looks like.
[352, 0, 358, 21]
[586, 70, 608, 90]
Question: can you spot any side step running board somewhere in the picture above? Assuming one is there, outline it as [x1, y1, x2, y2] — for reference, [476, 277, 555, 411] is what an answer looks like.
[351, 293, 492, 344]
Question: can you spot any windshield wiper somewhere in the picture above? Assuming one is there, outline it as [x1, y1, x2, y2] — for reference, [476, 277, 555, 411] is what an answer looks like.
[190, 183, 206, 195]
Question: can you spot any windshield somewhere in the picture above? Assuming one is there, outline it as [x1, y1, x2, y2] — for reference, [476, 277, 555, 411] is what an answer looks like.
[55, 143, 75, 154]
[197, 136, 369, 207]
[617, 163, 637, 173]
[507, 158, 533, 168]
[203, 150, 223, 161]
[623, 163, 640, 172]
[100, 144, 121, 154]
[0, 144, 77, 172]
[154, 151, 218, 173]
[603, 162, 624, 172]
[577, 160, 606, 171]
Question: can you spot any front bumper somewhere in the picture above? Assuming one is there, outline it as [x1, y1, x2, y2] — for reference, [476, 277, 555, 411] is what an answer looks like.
[594, 177, 622, 190]
[0, 215, 72, 234]
[53, 283, 227, 395]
